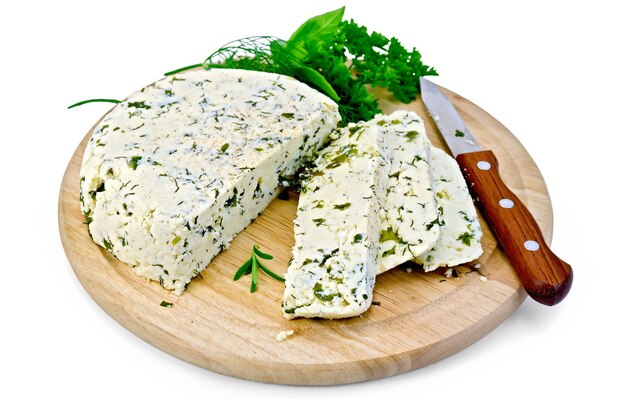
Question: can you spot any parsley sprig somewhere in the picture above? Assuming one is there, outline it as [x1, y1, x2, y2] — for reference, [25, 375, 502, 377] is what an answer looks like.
[234, 245, 285, 292]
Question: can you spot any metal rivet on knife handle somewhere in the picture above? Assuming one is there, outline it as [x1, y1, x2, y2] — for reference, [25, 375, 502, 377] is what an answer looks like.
[477, 161, 491, 170]
[524, 240, 540, 251]
[499, 198, 514, 208]
[456, 150, 573, 306]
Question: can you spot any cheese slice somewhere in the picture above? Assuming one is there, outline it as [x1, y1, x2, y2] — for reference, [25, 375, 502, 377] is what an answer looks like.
[281, 122, 389, 319]
[414, 146, 483, 270]
[374, 111, 441, 273]
[80, 69, 340, 294]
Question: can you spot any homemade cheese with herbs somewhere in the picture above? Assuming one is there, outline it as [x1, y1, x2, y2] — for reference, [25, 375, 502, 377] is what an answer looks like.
[282, 123, 389, 319]
[373, 111, 441, 273]
[415, 147, 483, 270]
[80, 68, 340, 294]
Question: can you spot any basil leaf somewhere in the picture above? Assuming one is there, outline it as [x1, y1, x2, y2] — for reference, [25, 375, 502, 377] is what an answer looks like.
[293, 65, 340, 102]
[286, 6, 345, 58]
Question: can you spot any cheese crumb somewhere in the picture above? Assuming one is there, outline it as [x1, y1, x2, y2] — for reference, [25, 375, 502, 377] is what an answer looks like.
[406, 268, 413, 273]
[474, 263, 481, 269]
[479, 275, 488, 283]
[276, 330, 295, 342]
[444, 268, 454, 278]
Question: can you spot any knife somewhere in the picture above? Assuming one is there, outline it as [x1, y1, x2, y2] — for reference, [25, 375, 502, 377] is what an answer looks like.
[420, 77, 573, 305]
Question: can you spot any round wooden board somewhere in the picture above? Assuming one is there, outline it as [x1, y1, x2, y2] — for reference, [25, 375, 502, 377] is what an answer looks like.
[59, 83, 553, 385]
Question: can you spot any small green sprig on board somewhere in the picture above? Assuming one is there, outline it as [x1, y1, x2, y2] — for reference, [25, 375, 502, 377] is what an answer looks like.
[234, 245, 285, 293]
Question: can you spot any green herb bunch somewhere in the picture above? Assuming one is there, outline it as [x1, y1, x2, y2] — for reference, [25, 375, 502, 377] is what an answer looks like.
[165, 6, 437, 124]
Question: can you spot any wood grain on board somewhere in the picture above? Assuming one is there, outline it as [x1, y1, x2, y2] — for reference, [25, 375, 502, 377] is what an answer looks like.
[59, 83, 553, 385]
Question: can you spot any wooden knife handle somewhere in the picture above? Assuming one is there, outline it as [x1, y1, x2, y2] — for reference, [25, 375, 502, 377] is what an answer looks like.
[456, 150, 573, 305]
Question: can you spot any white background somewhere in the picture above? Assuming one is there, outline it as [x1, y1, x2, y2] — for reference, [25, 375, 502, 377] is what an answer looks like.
[2, 0, 624, 412]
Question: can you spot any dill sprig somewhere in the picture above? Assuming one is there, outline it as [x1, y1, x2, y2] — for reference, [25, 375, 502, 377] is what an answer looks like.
[206, 36, 280, 71]
[165, 36, 280, 77]
[234, 244, 285, 293]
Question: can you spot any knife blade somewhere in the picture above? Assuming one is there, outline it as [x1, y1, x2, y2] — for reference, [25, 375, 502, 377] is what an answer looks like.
[420, 77, 573, 305]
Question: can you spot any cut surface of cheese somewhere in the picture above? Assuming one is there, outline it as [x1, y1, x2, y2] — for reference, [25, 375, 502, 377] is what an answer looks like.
[282, 123, 389, 319]
[415, 146, 483, 270]
[373, 111, 441, 273]
[79, 69, 340, 294]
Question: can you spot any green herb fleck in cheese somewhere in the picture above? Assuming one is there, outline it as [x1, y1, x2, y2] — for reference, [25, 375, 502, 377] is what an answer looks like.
[281, 122, 389, 319]
[414, 146, 483, 271]
[374, 111, 440, 274]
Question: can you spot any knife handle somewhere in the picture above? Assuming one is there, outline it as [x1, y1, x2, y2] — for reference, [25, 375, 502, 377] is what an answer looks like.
[456, 150, 573, 305]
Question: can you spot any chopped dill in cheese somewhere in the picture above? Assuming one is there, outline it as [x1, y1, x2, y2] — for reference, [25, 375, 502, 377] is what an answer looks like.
[79, 69, 340, 294]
